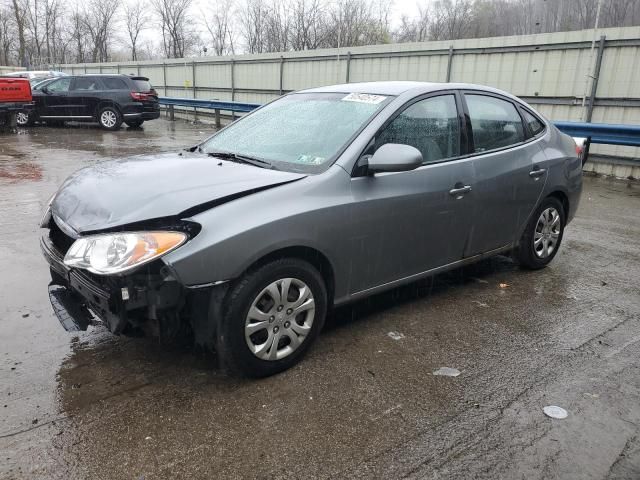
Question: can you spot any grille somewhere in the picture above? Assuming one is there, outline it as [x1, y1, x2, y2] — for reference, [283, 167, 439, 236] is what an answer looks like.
[49, 218, 75, 255]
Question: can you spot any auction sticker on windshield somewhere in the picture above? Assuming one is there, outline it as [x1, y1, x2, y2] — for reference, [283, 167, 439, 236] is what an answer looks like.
[342, 93, 387, 104]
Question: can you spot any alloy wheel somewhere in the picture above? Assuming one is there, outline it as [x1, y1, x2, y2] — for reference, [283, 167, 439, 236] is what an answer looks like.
[244, 277, 315, 361]
[100, 110, 117, 128]
[533, 207, 561, 258]
[16, 112, 29, 126]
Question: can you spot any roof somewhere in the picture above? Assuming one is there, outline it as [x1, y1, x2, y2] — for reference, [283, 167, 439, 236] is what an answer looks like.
[299, 81, 524, 103]
[300, 81, 431, 96]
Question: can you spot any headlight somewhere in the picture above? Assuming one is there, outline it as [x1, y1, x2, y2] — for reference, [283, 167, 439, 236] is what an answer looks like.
[64, 231, 187, 275]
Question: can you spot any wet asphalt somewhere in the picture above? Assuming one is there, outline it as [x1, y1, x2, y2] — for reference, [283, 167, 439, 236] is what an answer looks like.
[1, 119, 639, 480]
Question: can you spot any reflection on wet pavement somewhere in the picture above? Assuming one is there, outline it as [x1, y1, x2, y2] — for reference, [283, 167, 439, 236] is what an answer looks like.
[1, 120, 639, 479]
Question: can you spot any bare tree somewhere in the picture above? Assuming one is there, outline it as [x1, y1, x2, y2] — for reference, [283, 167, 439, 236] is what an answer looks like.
[289, 0, 327, 50]
[430, 0, 473, 41]
[394, 3, 430, 43]
[152, 0, 194, 58]
[203, 0, 235, 56]
[80, 0, 120, 62]
[239, 0, 268, 53]
[10, 0, 28, 66]
[122, 1, 148, 60]
[0, 7, 16, 65]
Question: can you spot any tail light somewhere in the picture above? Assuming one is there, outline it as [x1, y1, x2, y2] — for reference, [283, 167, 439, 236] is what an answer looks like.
[131, 92, 153, 101]
[573, 137, 586, 157]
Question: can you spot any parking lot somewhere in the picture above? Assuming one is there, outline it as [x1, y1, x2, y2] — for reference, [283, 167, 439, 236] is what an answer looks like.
[1, 118, 639, 479]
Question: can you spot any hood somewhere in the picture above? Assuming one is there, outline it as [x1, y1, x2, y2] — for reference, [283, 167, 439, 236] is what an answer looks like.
[51, 152, 306, 234]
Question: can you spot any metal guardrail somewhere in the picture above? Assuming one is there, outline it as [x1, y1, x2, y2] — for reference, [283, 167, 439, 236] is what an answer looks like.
[554, 121, 640, 147]
[158, 97, 260, 127]
[554, 121, 640, 165]
[159, 97, 260, 113]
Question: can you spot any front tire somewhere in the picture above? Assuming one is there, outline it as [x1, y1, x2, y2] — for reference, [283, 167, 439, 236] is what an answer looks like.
[516, 196, 566, 269]
[217, 258, 327, 378]
[16, 110, 33, 127]
[97, 106, 122, 130]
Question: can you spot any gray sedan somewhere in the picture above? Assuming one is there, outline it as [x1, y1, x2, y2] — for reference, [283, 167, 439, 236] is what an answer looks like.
[41, 81, 582, 377]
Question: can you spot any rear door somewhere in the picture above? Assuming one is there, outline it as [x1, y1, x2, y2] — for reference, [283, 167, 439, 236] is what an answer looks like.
[40, 77, 72, 118]
[68, 76, 104, 119]
[348, 92, 476, 293]
[462, 92, 547, 256]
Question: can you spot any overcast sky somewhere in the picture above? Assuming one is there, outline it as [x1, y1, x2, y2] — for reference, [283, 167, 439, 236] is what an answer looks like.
[389, 0, 423, 27]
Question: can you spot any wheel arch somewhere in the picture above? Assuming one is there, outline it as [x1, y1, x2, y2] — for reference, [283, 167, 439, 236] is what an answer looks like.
[546, 190, 569, 217]
[94, 101, 122, 119]
[236, 245, 336, 307]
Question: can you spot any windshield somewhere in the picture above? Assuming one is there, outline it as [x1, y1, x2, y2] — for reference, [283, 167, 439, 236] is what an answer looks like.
[200, 92, 391, 173]
[33, 79, 55, 90]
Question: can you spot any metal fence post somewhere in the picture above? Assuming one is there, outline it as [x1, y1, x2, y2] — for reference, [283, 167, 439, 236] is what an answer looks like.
[117, 64, 121, 74]
[137, 64, 141, 76]
[446, 45, 454, 82]
[586, 35, 606, 123]
[162, 62, 167, 96]
[192, 61, 197, 99]
[215, 109, 221, 128]
[279, 56, 284, 95]
[346, 51, 352, 83]
[169, 105, 174, 121]
[231, 59, 236, 120]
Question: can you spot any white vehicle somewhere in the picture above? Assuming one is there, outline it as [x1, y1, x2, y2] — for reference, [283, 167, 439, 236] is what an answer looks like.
[3, 70, 67, 80]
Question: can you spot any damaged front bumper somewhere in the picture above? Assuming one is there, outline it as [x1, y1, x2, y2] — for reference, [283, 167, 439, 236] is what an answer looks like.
[40, 234, 185, 336]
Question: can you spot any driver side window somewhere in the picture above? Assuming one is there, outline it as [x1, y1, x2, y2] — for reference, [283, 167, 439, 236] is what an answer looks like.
[47, 78, 71, 93]
[375, 95, 461, 164]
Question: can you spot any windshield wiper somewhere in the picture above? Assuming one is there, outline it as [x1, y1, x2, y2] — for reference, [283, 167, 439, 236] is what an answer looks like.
[207, 150, 273, 169]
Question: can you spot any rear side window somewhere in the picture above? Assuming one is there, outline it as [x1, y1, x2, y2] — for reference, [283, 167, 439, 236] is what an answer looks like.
[72, 77, 101, 91]
[522, 109, 545, 136]
[103, 77, 128, 90]
[376, 94, 460, 164]
[133, 79, 152, 92]
[465, 94, 525, 152]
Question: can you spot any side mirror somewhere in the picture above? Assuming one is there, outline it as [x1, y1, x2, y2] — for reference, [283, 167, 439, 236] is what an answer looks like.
[367, 143, 423, 174]
[41, 87, 49, 94]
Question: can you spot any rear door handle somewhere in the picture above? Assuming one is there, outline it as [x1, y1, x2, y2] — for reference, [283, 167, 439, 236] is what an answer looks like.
[529, 168, 547, 178]
[449, 185, 472, 196]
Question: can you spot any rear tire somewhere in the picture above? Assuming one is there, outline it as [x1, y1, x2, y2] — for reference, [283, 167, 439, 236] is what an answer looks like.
[97, 106, 122, 130]
[217, 258, 327, 378]
[125, 120, 144, 128]
[516, 196, 566, 270]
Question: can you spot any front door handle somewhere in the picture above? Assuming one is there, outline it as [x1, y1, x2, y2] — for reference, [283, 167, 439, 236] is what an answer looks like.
[529, 167, 547, 178]
[449, 185, 472, 196]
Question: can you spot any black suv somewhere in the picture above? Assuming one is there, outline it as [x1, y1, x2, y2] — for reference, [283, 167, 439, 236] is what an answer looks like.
[23, 74, 160, 130]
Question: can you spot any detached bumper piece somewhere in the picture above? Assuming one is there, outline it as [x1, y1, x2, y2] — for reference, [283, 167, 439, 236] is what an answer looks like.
[41, 234, 184, 337]
[48, 284, 93, 332]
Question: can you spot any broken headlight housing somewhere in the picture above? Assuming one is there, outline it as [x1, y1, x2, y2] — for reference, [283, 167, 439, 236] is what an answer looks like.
[63, 231, 187, 275]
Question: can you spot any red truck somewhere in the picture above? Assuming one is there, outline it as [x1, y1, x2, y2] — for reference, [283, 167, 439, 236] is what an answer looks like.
[0, 77, 32, 130]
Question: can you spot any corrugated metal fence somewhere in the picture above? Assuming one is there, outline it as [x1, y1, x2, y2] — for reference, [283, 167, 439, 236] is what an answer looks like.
[57, 26, 640, 162]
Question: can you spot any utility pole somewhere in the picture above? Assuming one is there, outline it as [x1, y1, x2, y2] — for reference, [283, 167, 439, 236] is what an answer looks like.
[581, 0, 603, 121]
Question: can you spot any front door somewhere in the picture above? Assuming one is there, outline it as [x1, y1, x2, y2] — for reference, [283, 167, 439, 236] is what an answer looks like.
[348, 93, 475, 294]
[462, 93, 547, 256]
[40, 77, 72, 119]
